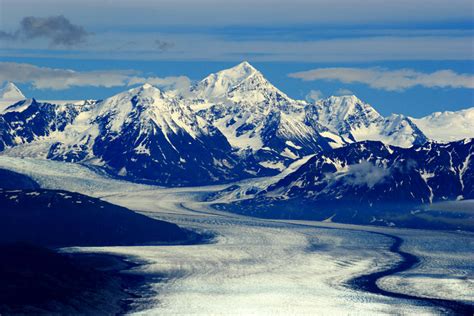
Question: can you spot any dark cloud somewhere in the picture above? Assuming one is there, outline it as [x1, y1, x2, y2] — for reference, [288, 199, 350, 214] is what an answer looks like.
[0, 15, 89, 46]
[112, 40, 173, 53]
[155, 39, 174, 52]
[0, 31, 16, 40]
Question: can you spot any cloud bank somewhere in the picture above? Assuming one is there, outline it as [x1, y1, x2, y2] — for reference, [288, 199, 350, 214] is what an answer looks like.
[289, 67, 474, 91]
[0, 62, 191, 91]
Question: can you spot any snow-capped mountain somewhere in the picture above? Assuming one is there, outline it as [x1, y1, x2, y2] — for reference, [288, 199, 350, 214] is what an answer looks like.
[83, 83, 271, 185]
[309, 95, 428, 148]
[411, 107, 474, 142]
[0, 84, 271, 185]
[192, 62, 333, 169]
[0, 82, 26, 112]
[0, 62, 472, 187]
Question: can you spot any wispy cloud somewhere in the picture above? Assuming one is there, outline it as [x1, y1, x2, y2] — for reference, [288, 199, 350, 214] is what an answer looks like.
[0, 16, 89, 46]
[289, 67, 474, 91]
[305, 90, 323, 102]
[335, 88, 353, 96]
[0, 62, 190, 90]
[334, 161, 390, 188]
[154, 40, 174, 52]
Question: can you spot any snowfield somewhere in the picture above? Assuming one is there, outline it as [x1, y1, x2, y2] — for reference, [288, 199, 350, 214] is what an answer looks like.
[0, 155, 472, 314]
[411, 107, 474, 143]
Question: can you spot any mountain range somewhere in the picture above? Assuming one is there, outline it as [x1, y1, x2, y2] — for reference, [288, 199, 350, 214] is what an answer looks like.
[0, 62, 473, 199]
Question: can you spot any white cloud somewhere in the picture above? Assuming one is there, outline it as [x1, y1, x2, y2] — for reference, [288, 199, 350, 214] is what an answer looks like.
[0, 62, 191, 91]
[305, 90, 323, 102]
[336, 161, 390, 188]
[289, 67, 474, 91]
[335, 88, 353, 96]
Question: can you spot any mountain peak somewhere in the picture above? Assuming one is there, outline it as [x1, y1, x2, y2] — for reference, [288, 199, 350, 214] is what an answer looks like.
[231, 60, 258, 73]
[314, 95, 382, 136]
[215, 61, 260, 83]
[0, 81, 25, 100]
[321, 95, 378, 118]
[141, 83, 154, 89]
[126, 83, 164, 98]
[192, 61, 291, 102]
[327, 94, 362, 104]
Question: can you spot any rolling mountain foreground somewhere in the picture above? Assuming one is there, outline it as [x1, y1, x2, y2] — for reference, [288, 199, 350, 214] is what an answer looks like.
[0, 169, 201, 247]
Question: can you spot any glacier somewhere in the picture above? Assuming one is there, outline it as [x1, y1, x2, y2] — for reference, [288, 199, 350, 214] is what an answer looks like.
[0, 155, 471, 315]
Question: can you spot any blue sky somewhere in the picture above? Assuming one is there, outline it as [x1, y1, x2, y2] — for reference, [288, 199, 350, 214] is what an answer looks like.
[0, 0, 473, 117]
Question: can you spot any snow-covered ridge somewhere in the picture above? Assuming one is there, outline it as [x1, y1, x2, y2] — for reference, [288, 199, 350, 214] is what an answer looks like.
[411, 107, 474, 142]
[310, 95, 427, 148]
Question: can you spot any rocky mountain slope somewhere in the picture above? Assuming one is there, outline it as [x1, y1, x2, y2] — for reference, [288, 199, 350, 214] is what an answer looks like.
[191, 62, 333, 169]
[213, 139, 473, 229]
[46, 84, 272, 185]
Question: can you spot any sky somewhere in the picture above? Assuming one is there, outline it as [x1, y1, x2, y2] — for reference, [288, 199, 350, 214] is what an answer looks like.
[0, 0, 473, 117]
